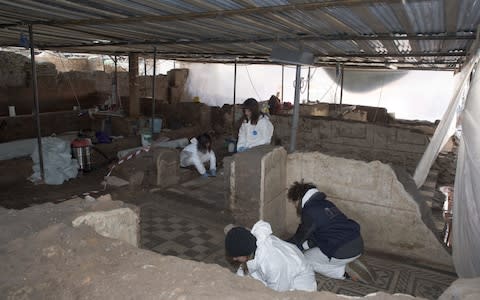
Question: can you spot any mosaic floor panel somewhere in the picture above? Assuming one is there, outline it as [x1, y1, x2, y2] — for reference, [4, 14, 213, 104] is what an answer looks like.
[140, 201, 456, 299]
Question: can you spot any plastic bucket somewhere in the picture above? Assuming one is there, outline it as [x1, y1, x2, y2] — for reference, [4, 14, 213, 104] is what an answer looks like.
[8, 106, 16, 117]
[141, 131, 152, 147]
[149, 118, 162, 133]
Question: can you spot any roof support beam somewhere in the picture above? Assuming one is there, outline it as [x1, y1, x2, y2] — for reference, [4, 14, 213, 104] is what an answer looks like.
[34, 33, 476, 50]
[0, 0, 407, 28]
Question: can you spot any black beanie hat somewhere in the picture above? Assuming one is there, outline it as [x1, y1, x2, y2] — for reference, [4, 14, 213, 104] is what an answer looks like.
[225, 227, 257, 257]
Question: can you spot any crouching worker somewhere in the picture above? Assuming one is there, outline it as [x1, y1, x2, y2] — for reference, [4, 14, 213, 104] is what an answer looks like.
[180, 133, 216, 177]
[225, 220, 317, 292]
[287, 181, 364, 280]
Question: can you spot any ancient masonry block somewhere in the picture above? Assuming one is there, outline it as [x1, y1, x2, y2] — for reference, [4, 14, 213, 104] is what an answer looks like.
[224, 146, 287, 235]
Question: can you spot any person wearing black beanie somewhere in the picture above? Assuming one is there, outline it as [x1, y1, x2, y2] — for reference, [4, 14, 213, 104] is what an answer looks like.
[224, 220, 317, 292]
[225, 227, 257, 258]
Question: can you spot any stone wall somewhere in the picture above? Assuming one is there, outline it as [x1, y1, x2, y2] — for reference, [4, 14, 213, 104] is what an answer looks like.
[286, 152, 453, 269]
[140, 102, 212, 132]
[0, 111, 92, 142]
[271, 115, 431, 173]
[0, 51, 177, 116]
[224, 146, 287, 235]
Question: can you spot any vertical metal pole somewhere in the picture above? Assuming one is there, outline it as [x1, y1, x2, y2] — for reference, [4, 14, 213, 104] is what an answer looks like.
[144, 57, 147, 76]
[281, 65, 284, 102]
[289, 65, 302, 153]
[151, 48, 157, 135]
[340, 64, 344, 110]
[307, 67, 311, 102]
[29, 24, 44, 181]
[113, 55, 118, 107]
[173, 60, 176, 69]
[232, 58, 237, 135]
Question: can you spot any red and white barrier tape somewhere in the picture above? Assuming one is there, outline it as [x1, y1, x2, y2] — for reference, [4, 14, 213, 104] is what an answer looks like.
[105, 146, 151, 178]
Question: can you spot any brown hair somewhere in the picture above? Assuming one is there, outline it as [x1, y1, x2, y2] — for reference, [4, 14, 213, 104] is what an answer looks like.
[242, 98, 262, 125]
[196, 133, 212, 153]
[288, 181, 317, 215]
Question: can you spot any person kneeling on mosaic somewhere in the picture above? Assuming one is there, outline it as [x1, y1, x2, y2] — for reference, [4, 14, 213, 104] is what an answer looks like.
[179, 133, 216, 177]
[286, 181, 364, 280]
[224, 220, 317, 292]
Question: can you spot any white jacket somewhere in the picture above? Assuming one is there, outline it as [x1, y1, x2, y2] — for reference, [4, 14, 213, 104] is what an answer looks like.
[237, 220, 317, 292]
[237, 115, 274, 150]
[179, 138, 216, 175]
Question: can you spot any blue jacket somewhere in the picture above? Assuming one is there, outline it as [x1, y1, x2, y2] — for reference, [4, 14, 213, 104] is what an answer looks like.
[289, 191, 361, 259]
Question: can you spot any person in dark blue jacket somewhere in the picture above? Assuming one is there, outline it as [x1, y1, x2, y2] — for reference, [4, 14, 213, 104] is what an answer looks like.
[287, 181, 364, 280]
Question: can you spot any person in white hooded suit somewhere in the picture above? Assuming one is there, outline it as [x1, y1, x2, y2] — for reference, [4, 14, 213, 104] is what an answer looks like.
[236, 98, 274, 152]
[180, 133, 216, 177]
[225, 220, 317, 292]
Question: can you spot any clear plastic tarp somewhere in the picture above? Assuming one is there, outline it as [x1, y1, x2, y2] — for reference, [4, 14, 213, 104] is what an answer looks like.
[453, 58, 480, 278]
[413, 57, 477, 187]
[412, 48, 479, 277]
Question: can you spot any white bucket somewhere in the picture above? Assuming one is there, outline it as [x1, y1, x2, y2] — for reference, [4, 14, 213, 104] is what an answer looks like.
[8, 106, 16, 117]
[140, 131, 152, 147]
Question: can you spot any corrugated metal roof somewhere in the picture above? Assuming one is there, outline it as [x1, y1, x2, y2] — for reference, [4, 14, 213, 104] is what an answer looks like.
[0, 0, 478, 70]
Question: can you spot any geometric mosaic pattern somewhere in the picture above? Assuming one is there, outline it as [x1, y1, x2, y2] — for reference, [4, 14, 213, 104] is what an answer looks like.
[140, 174, 456, 300]
[316, 255, 457, 299]
[140, 201, 456, 299]
[140, 203, 230, 269]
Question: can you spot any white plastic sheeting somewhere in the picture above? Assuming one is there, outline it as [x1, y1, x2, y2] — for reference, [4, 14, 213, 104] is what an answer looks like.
[453, 59, 480, 278]
[29, 137, 78, 185]
[0, 134, 78, 161]
[413, 57, 478, 187]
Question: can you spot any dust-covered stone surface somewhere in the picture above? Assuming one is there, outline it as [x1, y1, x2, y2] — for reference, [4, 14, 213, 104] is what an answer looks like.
[0, 195, 430, 299]
[438, 278, 480, 300]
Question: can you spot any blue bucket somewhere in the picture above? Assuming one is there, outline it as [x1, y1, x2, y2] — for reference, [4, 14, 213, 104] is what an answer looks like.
[149, 118, 162, 133]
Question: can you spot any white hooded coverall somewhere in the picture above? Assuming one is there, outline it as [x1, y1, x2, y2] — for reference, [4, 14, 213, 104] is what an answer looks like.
[179, 138, 216, 175]
[237, 220, 317, 292]
[237, 115, 274, 150]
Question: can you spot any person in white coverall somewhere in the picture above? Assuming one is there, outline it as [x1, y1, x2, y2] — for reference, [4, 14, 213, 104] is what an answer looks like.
[224, 220, 317, 292]
[236, 98, 274, 152]
[180, 133, 216, 177]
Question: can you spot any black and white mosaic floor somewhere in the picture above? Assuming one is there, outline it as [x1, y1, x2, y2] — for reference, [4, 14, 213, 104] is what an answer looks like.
[139, 175, 456, 299]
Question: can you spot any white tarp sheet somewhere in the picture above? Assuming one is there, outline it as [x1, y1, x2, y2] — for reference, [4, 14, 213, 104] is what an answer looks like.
[29, 137, 78, 185]
[413, 57, 478, 187]
[453, 59, 480, 278]
[0, 134, 77, 161]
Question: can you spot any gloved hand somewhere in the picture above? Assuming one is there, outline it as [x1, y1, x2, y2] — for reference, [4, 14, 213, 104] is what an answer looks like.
[201, 172, 209, 178]
[208, 169, 217, 177]
[237, 146, 247, 153]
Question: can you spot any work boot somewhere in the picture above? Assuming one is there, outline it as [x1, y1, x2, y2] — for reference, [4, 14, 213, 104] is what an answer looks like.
[345, 259, 376, 284]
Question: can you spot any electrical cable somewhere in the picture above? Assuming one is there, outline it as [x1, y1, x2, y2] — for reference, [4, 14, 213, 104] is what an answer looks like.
[372, 73, 386, 122]
[245, 65, 262, 100]
[52, 51, 82, 110]
[316, 79, 337, 102]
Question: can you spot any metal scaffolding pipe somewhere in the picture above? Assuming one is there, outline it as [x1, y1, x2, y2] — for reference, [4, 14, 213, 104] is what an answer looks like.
[281, 65, 284, 101]
[144, 57, 147, 76]
[113, 55, 118, 108]
[151, 48, 157, 134]
[28, 24, 45, 181]
[340, 63, 344, 109]
[232, 58, 237, 134]
[289, 65, 302, 153]
[307, 67, 311, 102]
